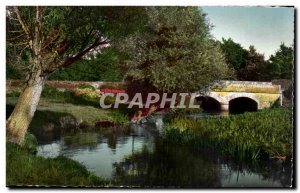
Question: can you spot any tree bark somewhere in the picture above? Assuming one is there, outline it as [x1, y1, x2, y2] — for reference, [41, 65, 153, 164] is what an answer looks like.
[6, 74, 46, 144]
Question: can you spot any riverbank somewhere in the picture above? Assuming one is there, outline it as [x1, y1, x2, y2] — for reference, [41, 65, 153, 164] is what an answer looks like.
[7, 134, 107, 186]
[166, 108, 292, 161]
[6, 90, 128, 186]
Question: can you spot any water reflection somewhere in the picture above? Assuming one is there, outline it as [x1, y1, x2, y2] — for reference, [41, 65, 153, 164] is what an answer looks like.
[112, 141, 222, 187]
[111, 140, 291, 187]
[35, 114, 291, 187]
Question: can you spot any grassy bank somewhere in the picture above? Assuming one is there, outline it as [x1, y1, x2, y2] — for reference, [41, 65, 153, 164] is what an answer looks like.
[166, 108, 292, 160]
[7, 134, 107, 186]
[7, 96, 128, 127]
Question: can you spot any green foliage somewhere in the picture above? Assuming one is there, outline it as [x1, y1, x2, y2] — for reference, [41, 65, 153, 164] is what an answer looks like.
[220, 39, 294, 81]
[77, 84, 96, 90]
[22, 133, 38, 154]
[7, 135, 106, 186]
[270, 99, 281, 109]
[220, 38, 248, 71]
[6, 92, 20, 97]
[120, 7, 231, 92]
[103, 95, 116, 107]
[41, 85, 73, 99]
[49, 48, 125, 81]
[167, 108, 292, 160]
[269, 43, 294, 79]
[107, 110, 129, 125]
[6, 64, 21, 80]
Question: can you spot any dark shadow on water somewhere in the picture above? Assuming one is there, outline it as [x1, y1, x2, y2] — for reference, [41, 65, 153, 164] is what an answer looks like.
[111, 137, 292, 187]
[229, 97, 258, 114]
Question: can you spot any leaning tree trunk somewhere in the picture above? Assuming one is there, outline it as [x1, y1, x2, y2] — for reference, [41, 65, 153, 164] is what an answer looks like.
[7, 6, 46, 144]
[6, 73, 46, 144]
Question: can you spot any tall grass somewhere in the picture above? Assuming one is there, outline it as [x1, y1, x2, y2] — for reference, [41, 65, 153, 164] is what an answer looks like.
[108, 110, 129, 125]
[166, 108, 292, 160]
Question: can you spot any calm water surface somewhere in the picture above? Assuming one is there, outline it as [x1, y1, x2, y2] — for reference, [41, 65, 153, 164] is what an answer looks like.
[35, 113, 292, 187]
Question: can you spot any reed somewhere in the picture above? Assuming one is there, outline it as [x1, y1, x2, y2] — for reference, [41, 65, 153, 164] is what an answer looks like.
[166, 108, 292, 160]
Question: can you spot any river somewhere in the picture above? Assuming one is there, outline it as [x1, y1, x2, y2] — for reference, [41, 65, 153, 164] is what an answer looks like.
[34, 113, 291, 187]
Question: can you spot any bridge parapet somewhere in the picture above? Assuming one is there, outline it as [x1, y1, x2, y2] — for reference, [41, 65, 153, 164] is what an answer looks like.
[210, 80, 281, 94]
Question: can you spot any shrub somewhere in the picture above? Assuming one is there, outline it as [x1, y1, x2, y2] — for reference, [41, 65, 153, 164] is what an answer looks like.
[107, 110, 129, 125]
[77, 84, 96, 91]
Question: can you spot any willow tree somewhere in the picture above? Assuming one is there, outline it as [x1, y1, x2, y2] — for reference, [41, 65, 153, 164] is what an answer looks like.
[6, 6, 146, 144]
[120, 7, 231, 93]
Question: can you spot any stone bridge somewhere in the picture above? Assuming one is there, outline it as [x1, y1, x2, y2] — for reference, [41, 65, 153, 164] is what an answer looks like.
[195, 81, 282, 113]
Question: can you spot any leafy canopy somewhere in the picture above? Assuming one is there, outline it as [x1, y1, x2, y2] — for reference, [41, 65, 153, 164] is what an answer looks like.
[239, 45, 270, 81]
[49, 48, 124, 81]
[220, 38, 248, 71]
[120, 7, 231, 92]
[269, 43, 294, 79]
[6, 6, 147, 79]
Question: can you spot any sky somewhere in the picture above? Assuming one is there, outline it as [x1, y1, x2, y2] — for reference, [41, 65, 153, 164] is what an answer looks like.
[201, 6, 294, 59]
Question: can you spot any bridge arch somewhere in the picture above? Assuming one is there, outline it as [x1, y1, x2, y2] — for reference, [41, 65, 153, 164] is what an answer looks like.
[227, 93, 260, 107]
[195, 92, 227, 112]
[195, 92, 227, 104]
[196, 96, 221, 112]
[228, 93, 259, 114]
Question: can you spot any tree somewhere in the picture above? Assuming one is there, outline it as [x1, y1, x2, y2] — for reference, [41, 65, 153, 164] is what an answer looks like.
[268, 43, 294, 79]
[49, 48, 125, 81]
[120, 7, 231, 93]
[220, 38, 248, 72]
[6, 6, 146, 144]
[239, 46, 270, 81]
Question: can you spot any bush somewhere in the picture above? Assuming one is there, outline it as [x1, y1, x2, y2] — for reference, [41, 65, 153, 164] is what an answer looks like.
[41, 85, 73, 100]
[77, 84, 96, 91]
[102, 95, 116, 107]
[108, 110, 129, 125]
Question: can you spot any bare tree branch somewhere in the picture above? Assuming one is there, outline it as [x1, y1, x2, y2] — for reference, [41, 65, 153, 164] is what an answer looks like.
[42, 28, 60, 51]
[62, 38, 110, 68]
[13, 6, 32, 41]
[35, 6, 43, 41]
[42, 37, 110, 75]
